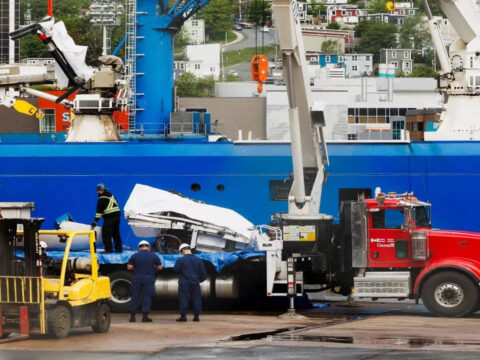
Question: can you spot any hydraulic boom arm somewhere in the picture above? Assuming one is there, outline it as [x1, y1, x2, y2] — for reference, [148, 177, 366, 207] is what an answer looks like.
[272, 0, 329, 216]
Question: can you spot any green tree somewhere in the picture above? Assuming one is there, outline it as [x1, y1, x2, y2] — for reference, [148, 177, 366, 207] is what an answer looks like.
[327, 21, 340, 29]
[175, 72, 214, 97]
[410, 65, 437, 77]
[175, 31, 191, 49]
[368, 0, 389, 13]
[247, 0, 271, 26]
[308, 0, 322, 16]
[415, 0, 444, 16]
[399, 13, 430, 50]
[356, 20, 397, 61]
[223, 73, 239, 81]
[321, 40, 339, 53]
[197, 0, 234, 41]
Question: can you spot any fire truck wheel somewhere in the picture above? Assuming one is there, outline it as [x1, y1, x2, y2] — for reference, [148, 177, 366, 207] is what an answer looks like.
[109, 270, 132, 312]
[92, 303, 111, 333]
[421, 271, 479, 317]
[48, 305, 71, 339]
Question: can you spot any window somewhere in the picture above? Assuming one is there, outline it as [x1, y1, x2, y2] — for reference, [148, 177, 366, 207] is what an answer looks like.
[391, 51, 397, 58]
[470, 57, 474, 68]
[339, 56, 343, 61]
[414, 206, 431, 227]
[395, 240, 408, 259]
[411, 122, 424, 131]
[347, 134, 357, 140]
[40, 109, 55, 133]
[405, 61, 410, 68]
[371, 209, 405, 229]
[180, 63, 185, 69]
[404, 51, 409, 59]
[326, 55, 331, 62]
[352, 65, 358, 71]
[408, 9, 414, 14]
[191, 20, 198, 26]
[391, 61, 398, 68]
[210, 67, 215, 72]
[191, 30, 198, 36]
[194, 64, 200, 70]
[366, 55, 370, 61]
[352, 55, 357, 61]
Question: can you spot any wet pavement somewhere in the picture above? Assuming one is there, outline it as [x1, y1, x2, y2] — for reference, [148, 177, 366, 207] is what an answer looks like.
[0, 302, 479, 359]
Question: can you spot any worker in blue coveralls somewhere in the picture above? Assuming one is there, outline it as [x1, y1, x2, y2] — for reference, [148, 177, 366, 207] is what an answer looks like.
[91, 183, 123, 254]
[174, 243, 207, 322]
[127, 240, 163, 323]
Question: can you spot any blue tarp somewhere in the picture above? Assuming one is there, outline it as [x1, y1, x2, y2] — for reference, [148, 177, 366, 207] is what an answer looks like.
[34, 250, 266, 273]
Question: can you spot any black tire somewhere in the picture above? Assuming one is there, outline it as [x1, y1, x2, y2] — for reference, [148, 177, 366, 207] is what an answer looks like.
[92, 303, 111, 333]
[108, 270, 132, 312]
[48, 305, 71, 339]
[421, 271, 479, 317]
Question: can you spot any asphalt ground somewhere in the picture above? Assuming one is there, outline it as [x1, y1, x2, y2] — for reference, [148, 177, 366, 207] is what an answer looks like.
[1, 302, 479, 359]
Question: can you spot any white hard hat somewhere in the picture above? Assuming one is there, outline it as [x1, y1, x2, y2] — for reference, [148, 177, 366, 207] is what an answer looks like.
[138, 240, 150, 247]
[178, 243, 190, 252]
[40, 241, 48, 249]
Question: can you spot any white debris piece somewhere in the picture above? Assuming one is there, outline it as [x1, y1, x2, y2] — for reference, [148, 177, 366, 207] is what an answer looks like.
[124, 184, 256, 248]
[42, 20, 94, 87]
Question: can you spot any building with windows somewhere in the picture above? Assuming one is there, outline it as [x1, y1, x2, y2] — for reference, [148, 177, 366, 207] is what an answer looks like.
[174, 43, 221, 80]
[327, 4, 366, 26]
[380, 49, 413, 75]
[358, 13, 406, 28]
[391, 2, 418, 16]
[0, 0, 19, 64]
[182, 18, 205, 45]
[301, 27, 356, 53]
[306, 53, 373, 77]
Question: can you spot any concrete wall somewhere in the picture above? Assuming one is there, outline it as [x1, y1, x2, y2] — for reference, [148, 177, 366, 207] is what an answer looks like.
[178, 97, 266, 140]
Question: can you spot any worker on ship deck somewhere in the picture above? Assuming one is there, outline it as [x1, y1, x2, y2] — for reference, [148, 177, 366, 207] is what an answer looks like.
[91, 183, 123, 253]
[174, 243, 207, 322]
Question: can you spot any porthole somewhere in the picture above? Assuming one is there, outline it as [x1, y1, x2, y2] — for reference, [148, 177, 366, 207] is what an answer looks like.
[191, 183, 201, 192]
[216, 184, 225, 192]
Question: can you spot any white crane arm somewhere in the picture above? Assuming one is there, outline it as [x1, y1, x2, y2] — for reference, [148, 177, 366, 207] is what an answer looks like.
[438, 0, 480, 45]
[272, 0, 329, 216]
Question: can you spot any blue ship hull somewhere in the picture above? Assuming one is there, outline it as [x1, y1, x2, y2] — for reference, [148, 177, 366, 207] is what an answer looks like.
[0, 140, 477, 248]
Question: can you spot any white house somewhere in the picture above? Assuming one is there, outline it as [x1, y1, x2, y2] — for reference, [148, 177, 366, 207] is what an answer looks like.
[174, 43, 221, 80]
[342, 53, 373, 77]
[182, 18, 205, 45]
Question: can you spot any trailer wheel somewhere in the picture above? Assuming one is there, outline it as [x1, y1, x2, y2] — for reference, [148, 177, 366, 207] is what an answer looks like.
[421, 271, 479, 317]
[48, 305, 71, 339]
[109, 270, 132, 312]
[92, 303, 111, 333]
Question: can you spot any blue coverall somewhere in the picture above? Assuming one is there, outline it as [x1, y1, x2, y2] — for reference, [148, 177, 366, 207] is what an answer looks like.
[128, 250, 161, 314]
[173, 254, 207, 316]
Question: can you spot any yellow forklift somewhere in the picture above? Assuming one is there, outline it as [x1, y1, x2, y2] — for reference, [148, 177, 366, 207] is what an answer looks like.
[0, 218, 111, 340]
